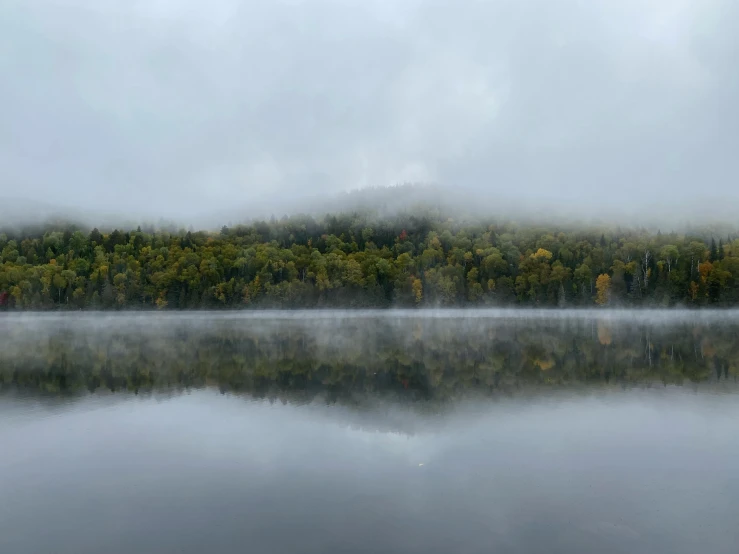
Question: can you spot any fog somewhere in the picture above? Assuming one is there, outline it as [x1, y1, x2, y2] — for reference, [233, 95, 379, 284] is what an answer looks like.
[5, 308, 739, 358]
[5, 306, 739, 328]
[3, 309, 739, 407]
[2, 0, 738, 228]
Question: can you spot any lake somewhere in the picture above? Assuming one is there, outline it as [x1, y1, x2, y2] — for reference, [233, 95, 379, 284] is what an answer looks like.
[1, 310, 738, 554]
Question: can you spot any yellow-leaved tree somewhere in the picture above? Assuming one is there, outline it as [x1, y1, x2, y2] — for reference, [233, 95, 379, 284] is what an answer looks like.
[411, 278, 423, 304]
[595, 273, 611, 305]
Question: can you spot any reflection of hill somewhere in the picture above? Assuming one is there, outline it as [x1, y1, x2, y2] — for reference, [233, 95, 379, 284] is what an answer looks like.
[2, 313, 738, 407]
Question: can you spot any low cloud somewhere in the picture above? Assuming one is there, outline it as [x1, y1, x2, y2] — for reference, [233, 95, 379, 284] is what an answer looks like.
[1, 0, 737, 224]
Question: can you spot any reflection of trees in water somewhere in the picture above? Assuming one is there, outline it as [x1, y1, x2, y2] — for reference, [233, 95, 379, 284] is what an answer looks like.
[1, 316, 738, 402]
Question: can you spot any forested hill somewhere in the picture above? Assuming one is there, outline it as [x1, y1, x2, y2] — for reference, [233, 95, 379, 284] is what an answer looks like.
[1, 213, 738, 309]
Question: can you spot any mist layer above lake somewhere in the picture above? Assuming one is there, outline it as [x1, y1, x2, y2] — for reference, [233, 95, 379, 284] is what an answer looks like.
[2, 309, 737, 399]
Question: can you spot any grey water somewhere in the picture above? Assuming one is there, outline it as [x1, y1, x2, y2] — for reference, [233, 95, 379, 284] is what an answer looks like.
[1, 310, 739, 554]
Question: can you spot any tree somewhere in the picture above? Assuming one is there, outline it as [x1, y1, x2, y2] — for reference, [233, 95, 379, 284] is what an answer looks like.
[411, 278, 423, 304]
[574, 263, 593, 299]
[641, 249, 651, 290]
[595, 274, 611, 305]
[660, 245, 679, 274]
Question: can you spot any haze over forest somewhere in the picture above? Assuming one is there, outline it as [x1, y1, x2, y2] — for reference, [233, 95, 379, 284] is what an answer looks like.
[2, 0, 738, 228]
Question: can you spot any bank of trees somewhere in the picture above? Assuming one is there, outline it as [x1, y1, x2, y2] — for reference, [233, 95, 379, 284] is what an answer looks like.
[1, 212, 739, 309]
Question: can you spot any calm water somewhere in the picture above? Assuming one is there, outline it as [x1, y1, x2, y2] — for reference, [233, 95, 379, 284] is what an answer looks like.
[1, 310, 739, 554]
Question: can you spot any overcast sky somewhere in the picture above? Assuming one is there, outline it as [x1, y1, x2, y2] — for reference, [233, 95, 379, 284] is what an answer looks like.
[1, 0, 737, 224]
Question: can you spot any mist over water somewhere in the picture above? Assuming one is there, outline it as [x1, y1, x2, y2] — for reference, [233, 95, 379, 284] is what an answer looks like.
[3, 309, 739, 407]
[1, 310, 739, 553]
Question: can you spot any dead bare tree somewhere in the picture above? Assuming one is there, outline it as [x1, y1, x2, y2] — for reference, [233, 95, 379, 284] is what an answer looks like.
[642, 249, 651, 290]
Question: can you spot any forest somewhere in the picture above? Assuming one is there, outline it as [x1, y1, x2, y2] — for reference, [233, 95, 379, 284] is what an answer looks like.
[2, 211, 739, 309]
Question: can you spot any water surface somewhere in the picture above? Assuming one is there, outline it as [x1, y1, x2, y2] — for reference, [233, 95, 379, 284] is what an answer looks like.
[1, 310, 738, 553]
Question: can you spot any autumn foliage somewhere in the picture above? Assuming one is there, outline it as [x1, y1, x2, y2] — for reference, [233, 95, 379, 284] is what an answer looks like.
[1, 215, 739, 309]
[595, 274, 611, 305]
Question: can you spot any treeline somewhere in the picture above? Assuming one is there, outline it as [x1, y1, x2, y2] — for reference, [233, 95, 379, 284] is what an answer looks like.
[1, 212, 739, 309]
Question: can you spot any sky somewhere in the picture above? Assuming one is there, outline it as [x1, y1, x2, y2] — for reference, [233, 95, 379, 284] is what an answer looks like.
[1, 0, 738, 225]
